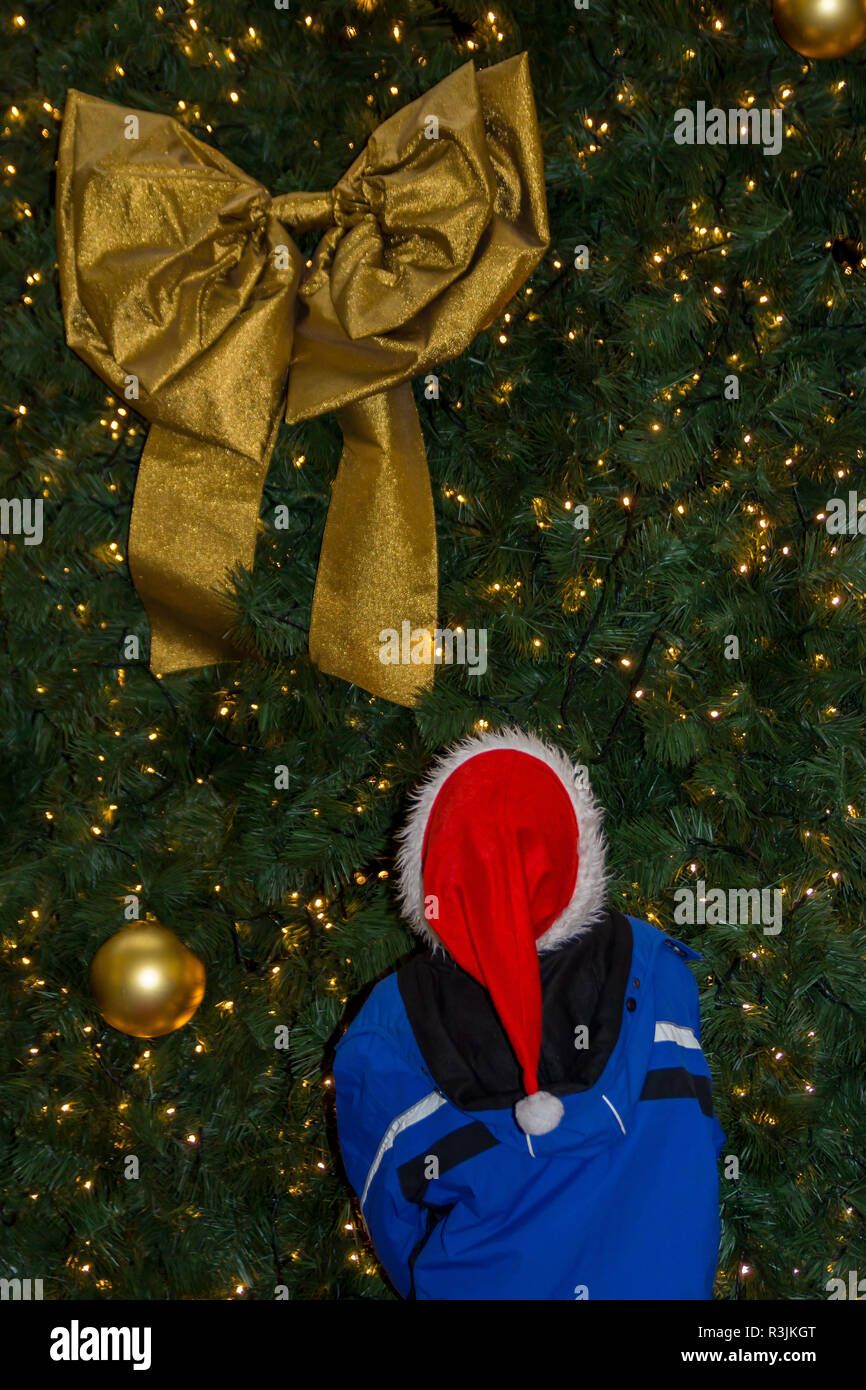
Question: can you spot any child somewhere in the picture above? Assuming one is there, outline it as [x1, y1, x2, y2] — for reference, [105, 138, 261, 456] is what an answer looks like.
[334, 729, 724, 1299]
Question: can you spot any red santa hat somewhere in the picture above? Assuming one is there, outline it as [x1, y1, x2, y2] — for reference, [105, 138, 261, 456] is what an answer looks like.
[396, 728, 608, 1135]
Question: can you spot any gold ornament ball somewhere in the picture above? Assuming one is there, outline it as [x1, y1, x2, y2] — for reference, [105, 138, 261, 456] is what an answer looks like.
[90, 921, 206, 1038]
[772, 0, 866, 58]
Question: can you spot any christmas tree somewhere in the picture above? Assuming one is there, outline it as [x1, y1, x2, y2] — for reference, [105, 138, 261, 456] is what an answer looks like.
[1, 0, 865, 1301]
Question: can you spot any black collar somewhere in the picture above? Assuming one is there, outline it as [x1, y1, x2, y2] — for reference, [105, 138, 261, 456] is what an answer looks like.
[397, 908, 633, 1110]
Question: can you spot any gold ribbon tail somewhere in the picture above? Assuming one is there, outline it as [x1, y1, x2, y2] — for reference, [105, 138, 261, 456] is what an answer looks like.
[128, 425, 271, 674]
[309, 383, 437, 706]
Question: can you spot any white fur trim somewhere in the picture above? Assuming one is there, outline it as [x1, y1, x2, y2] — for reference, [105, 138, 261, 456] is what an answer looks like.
[515, 1090, 564, 1135]
[395, 728, 608, 954]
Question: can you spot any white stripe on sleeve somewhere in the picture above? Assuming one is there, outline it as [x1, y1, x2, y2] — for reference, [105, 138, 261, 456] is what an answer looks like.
[654, 1021, 701, 1049]
[360, 1091, 447, 1211]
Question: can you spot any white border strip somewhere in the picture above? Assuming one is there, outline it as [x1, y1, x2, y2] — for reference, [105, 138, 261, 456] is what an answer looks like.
[602, 1093, 627, 1134]
[654, 1021, 700, 1050]
[360, 1091, 447, 1210]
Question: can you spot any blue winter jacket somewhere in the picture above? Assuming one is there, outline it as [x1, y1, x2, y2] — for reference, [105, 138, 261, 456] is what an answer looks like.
[334, 911, 724, 1300]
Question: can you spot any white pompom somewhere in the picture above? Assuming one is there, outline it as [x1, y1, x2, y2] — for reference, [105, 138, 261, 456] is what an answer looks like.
[514, 1090, 564, 1135]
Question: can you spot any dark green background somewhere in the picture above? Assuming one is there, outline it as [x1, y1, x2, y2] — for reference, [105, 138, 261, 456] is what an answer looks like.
[1, 0, 864, 1298]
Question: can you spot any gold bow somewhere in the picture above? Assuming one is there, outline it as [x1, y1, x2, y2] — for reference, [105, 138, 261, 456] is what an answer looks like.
[56, 56, 548, 705]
